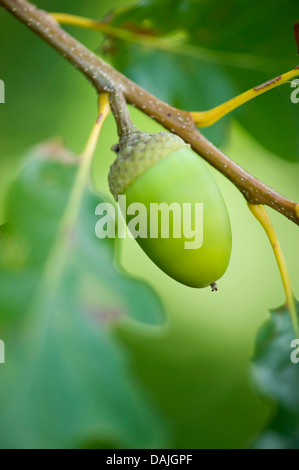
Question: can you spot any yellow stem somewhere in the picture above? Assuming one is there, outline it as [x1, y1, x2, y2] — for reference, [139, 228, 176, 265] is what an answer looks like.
[43, 93, 110, 289]
[248, 203, 298, 336]
[66, 93, 110, 217]
[50, 12, 289, 71]
[51, 12, 183, 54]
[191, 68, 299, 127]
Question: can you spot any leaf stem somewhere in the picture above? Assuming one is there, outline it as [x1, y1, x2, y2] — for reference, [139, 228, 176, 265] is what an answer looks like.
[43, 93, 110, 290]
[73, 93, 110, 209]
[248, 203, 298, 336]
[191, 69, 299, 127]
[51, 12, 291, 72]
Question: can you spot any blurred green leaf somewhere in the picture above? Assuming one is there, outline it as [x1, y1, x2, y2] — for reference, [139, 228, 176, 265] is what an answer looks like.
[0, 141, 169, 449]
[106, 0, 299, 159]
[112, 0, 297, 59]
[252, 302, 299, 449]
[0, 141, 165, 327]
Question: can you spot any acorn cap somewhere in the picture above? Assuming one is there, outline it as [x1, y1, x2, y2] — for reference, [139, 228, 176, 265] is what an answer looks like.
[108, 131, 190, 200]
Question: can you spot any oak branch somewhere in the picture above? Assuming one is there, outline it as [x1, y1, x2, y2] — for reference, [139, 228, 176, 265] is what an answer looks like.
[1, 0, 299, 226]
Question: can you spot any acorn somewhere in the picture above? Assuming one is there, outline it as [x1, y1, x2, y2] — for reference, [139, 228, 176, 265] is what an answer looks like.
[108, 94, 231, 289]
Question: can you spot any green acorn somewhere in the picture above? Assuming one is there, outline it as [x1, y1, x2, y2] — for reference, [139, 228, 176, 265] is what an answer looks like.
[108, 93, 231, 289]
[108, 128, 232, 289]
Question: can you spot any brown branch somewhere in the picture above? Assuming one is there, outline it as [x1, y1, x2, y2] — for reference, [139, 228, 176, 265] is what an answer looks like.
[1, 0, 299, 225]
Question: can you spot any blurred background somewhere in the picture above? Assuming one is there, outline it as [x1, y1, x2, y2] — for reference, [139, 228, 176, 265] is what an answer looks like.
[0, 0, 298, 449]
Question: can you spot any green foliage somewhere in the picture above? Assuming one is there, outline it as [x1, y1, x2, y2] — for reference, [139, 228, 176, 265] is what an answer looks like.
[0, 141, 169, 449]
[252, 302, 299, 449]
[107, 0, 299, 159]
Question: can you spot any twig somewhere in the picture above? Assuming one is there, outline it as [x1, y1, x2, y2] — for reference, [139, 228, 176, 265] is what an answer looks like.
[1, 0, 299, 226]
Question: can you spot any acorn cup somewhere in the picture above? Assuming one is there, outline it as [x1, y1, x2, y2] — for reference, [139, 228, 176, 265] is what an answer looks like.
[108, 94, 232, 290]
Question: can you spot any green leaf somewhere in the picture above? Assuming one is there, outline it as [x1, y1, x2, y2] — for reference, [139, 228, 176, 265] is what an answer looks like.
[112, 0, 297, 60]
[106, 0, 299, 160]
[0, 142, 164, 327]
[0, 141, 169, 449]
[252, 302, 299, 449]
